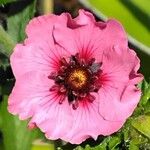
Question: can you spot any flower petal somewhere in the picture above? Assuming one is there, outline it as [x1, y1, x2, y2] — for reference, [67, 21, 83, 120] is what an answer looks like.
[53, 9, 97, 56]
[11, 42, 70, 79]
[27, 93, 124, 144]
[99, 19, 128, 48]
[53, 24, 78, 55]
[8, 72, 53, 120]
[28, 96, 72, 141]
[64, 93, 124, 144]
[25, 14, 68, 44]
[53, 13, 127, 62]
[101, 45, 143, 84]
[73, 9, 95, 25]
[98, 46, 143, 121]
[98, 84, 141, 121]
[93, 19, 128, 61]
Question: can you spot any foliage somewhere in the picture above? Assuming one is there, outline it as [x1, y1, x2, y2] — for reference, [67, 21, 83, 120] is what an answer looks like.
[7, 0, 36, 42]
[0, 0, 17, 5]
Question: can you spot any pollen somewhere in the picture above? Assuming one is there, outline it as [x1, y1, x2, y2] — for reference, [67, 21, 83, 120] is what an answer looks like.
[67, 69, 88, 89]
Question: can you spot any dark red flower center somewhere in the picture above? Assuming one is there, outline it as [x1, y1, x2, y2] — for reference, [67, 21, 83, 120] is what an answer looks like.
[48, 53, 102, 109]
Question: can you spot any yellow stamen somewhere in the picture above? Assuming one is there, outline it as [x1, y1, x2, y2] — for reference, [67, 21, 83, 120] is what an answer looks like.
[68, 69, 87, 89]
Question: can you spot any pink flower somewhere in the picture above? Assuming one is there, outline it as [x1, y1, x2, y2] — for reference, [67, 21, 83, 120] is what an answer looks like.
[8, 9, 143, 144]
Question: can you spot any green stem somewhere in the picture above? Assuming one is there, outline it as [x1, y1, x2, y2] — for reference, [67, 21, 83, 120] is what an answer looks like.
[0, 25, 15, 57]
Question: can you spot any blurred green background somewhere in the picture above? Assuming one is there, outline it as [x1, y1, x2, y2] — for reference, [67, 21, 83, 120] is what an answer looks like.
[0, 0, 150, 150]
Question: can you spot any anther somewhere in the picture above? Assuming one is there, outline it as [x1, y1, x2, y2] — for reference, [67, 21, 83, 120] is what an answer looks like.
[72, 91, 78, 96]
[79, 93, 87, 98]
[88, 58, 95, 65]
[70, 59, 76, 66]
[68, 90, 75, 102]
[60, 66, 67, 72]
[48, 72, 57, 79]
[55, 76, 65, 83]
[59, 86, 66, 93]
[88, 94, 95, 103]
[71, 53, 79, 63]
[89, 85, 96, 92]
[92, 76, 99, 81]
[72, 100, 79, 110]
[80, 58, 86, 66]
[59, 96, 65, 104]
[89, 62, 102, 74]
[49, 85, 59, 91]
[93, 88, 99, 92]
[60, 57, 68, 66]
[94, 84, 101, 92]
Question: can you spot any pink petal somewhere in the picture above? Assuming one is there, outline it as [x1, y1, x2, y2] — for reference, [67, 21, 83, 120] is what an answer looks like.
[99, 19, 128, 48]
[28, 93, 124, 144]
[8, 72, 53, 120]
[128, 49, 143, 84]
[28, 97, 72, 141]
[53, 24, 78, 55]
[93, 19, 128, 61]
[11, 42, 70, 79]
[53, 23, 104, 60]
[98, 84, 141, 121]
[98, 46, 143, 121]
[66, 9, 96, 28]
[53, 10, 102, 58]
[25, 14, 68, 44]
[73, 9, 95, 25]
[63, 93, 124, 144]
[101, 46, 143, 84]
[53, 11, 127, 62]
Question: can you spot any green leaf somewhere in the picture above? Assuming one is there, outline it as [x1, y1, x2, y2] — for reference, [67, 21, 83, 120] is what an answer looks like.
[0, 0, 17, 5]
[0, 0, 36, 57]
[82, 0, 150, 48]
[129, 127, 148, 145]
[132, 115, 150, 139]
[137, 80, 150, 114]
[129, 142, 139, 150]
[0, 25, 15, 57]
[74, 146, 84, 150]
[7, 0, 36, 43]
[0, 96, 38, 150]
[108, 136, 121, 149]
[73, 136, 121, 150]
[140, 82, 150, 106]
[32, 139, 55, 150]
[84, 145, 93, 150]
[138, 80, 149, 91]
